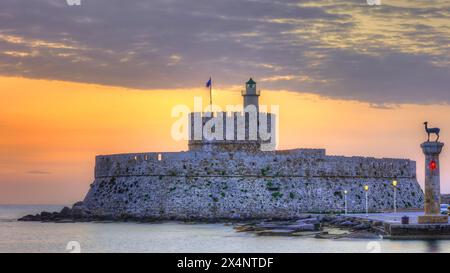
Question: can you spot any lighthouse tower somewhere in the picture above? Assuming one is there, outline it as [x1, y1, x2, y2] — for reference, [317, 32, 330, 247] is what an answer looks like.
[188, 78, 275, 152]
[242, 78, 260, 112]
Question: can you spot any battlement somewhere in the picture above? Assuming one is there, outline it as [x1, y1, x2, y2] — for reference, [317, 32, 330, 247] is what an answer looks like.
[94, 149, 415, 179]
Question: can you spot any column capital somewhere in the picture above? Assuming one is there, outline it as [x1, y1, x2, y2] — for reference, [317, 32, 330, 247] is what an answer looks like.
[421, 141, 444, 155]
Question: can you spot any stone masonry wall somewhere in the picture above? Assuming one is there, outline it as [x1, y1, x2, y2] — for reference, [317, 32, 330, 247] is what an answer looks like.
[82, 149, 424, 220]
[188, 111, 276, 152]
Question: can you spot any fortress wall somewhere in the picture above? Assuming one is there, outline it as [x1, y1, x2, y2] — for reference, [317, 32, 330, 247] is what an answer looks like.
[94, 150, 416, 179]
[83, 176, 423, 219]
[82, 149, 424, 219]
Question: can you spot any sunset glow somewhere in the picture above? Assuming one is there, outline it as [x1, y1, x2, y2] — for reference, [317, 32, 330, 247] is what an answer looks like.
[1, 76, 449, 204]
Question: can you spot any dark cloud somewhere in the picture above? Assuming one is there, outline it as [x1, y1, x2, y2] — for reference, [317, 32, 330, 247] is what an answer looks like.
[307, 51, 450, 105]
[0, 0, 448, 104]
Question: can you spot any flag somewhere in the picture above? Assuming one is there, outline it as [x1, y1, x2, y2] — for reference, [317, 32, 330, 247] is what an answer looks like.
[206, 77, 211, 88]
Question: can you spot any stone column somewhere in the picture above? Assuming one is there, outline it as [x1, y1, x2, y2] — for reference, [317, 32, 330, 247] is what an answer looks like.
[418, 141, 448, 224]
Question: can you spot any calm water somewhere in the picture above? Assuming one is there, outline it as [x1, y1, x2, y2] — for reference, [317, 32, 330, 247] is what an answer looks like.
[0, 205, 449, 253]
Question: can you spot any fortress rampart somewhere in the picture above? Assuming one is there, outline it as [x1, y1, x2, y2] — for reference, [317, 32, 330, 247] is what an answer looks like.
[94, 149, 413, 179]
[82, 149, 424, 220]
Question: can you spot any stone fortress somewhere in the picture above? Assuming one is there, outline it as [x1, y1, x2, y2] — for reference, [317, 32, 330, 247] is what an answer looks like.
[80, 79, 424, 220]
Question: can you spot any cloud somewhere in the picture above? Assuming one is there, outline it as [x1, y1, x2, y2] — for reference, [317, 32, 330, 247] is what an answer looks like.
[168, 54, 182, 66]
[0, 0, 448, 104]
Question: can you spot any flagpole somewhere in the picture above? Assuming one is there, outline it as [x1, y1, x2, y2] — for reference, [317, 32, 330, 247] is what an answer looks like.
[209, 76, 212, 111]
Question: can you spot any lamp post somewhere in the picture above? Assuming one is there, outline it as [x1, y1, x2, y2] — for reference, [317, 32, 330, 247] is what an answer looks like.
[344, 190, 348, 215]
[364, 185, 369, 217]
[392, 180, 397, 214]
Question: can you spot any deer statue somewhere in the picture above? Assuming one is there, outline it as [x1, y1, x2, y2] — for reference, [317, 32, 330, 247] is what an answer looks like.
[424, 122, 440, 142]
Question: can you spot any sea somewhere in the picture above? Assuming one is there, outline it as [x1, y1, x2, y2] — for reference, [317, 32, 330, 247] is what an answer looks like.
[0, 205, 449, 253]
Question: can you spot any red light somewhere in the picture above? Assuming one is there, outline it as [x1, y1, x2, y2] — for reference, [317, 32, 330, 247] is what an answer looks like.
[429, 160, 437, 170]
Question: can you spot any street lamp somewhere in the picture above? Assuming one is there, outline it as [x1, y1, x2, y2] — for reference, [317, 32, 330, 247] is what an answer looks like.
[392, 180, 398, 214]
[344, 190, 348, 215]
[364, 185, 369, 217]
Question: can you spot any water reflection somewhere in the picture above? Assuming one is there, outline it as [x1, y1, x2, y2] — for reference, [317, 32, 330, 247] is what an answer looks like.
[2, 206, 450, 253]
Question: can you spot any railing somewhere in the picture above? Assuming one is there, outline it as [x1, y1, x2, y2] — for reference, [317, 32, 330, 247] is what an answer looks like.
[241, 89, 261, 96]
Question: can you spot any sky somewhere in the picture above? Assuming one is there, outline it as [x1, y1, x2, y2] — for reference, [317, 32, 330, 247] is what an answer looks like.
[0, 0, 449, 204]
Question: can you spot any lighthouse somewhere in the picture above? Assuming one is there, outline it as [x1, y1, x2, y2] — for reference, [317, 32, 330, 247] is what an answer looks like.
[242, 78, 260, 112]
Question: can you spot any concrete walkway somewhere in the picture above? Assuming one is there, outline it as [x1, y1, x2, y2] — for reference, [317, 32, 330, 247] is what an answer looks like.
[348, 212, 450, 225]
[347, 212, 450, 239]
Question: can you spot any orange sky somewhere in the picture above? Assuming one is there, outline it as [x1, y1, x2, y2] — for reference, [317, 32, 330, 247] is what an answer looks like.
[1, 76, 449, 204]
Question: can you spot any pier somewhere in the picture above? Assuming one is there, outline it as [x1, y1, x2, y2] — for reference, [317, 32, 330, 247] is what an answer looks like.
[351, 212, 450, 240]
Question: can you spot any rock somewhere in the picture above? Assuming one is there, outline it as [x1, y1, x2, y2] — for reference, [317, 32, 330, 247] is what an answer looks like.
[314, 228, 354, 239]
[352, 223, 371, 230]
[329, 217, 345, 225]
[70, 207, 90, 219]
[255, 222, 292, 229]
[295, 218, 320, 225]
[291, 231, 322, 237]
[286, 223, 317, 232]
[241, 219, 321, 233]
[17, 200, 99, 222]
[40, 211, 51, 217]
[59, 207, 71, 216]
[315, 233, 347, 239]
[372, 221, 383, 227]
[55, 219, 75, 223]
[39, 211, 53, 221]
[339, 221, 357, 227]
[318, 215, 335, 223]
[18, 214, 40, 221]
[256, 229, 295, 236]
[72, 201, 83, 208]
[344, 231, 381, 239]
[234, 225, 258, 232]
[18, 201, 94, 222]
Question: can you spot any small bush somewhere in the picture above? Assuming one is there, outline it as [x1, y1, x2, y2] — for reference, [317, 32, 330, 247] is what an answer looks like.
[272, 192, 283, 198]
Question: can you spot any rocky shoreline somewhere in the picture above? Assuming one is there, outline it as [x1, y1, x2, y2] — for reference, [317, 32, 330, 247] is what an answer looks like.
[18, 202, 386, 239]
[17, 202, 154, 223]
[233, 214, 384, 239]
